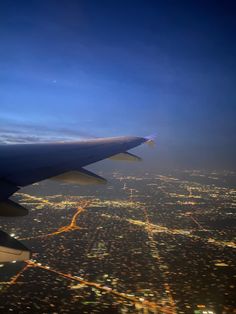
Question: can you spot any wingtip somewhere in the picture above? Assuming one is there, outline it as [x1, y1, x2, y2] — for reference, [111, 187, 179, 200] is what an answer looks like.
[144, 134, 156, 141]
[144, 134, 156, 145]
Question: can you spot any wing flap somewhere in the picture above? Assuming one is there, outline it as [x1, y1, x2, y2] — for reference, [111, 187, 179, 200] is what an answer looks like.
[52, 168, 107, 185]
[0, 230, 31, 262]
[109, 152, 142, 162]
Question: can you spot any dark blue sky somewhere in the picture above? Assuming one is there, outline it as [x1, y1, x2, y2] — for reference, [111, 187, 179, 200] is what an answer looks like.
[0, 0, 236, 169]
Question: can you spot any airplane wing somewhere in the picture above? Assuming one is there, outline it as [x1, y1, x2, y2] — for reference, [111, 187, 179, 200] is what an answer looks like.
[0, 136, 151, 262]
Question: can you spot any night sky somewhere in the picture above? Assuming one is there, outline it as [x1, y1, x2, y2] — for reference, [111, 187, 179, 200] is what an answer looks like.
[0, 0, 236, 170]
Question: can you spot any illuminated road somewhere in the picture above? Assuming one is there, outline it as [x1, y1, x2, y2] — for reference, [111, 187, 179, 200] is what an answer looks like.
[4, 259, 176, 314]
[1, 190, 234, 313]
[1, 199, 177, 313]
[47, 199, 90, 236]
[101, 213, 236, 249]
[186, 213, 207, 231]
[8, 263, 30, 285]
[142, 208, 177, 314]
[20, 200, 90, 241]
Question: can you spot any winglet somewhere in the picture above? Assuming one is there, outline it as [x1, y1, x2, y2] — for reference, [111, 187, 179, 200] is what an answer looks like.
[144, 134, 156, 146]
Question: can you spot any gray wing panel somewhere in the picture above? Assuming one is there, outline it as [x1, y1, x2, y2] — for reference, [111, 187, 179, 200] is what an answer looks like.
[6, 165, 72, 187]
[0, 136, 147, 189]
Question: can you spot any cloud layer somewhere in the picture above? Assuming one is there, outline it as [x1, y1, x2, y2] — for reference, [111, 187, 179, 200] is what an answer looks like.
[0, 118, 96, 144]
